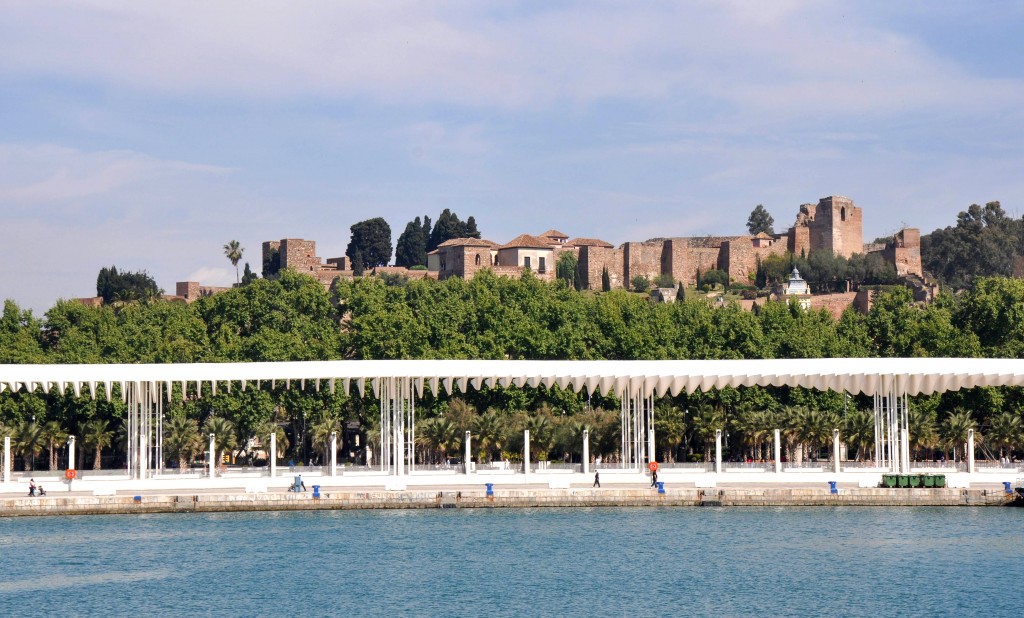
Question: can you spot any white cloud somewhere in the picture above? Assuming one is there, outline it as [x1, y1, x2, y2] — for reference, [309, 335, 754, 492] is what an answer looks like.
[185, 266, 234, 288]
[0, 1, 1019, 116]
[0, 144, 231, 208]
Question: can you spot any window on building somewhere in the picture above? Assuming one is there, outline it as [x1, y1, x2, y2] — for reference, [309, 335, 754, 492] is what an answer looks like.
[841, 207, 847, 221]
[475, 254, 481, 266]
[524, 256, 531, 270]
[538, 256, 546, 273]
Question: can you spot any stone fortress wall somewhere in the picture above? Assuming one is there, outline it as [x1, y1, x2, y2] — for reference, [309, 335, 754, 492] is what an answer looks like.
[575, 195, 920, 290]
[164, 194, 922, 305]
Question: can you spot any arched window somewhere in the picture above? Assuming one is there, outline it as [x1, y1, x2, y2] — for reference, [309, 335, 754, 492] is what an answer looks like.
[475, 254, 481, 266]
[841, 207, 847, 221]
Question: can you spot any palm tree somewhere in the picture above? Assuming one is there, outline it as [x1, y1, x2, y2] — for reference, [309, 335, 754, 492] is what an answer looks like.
[691, 405, 726, 463]
[908, 407, 939, 461]
[15, 420, 46, 471]
[793, 408, 838, 462]
[940, 409, 977, 462]
[311, 414, 342, 465]
[257, 420, 289, 463]
[472, 409, 508, 463]
[985, 411, 1023, 460]
[82, 419, 114, 470]
[163, 415, 201, 472]
[204, 416, 238, 465]
[42, 421, 68, 470]
[524, 413, 553, 461]
[843, 408, 875, 461]
[223, 240, 244, 284]
[417, 416, 459, 464]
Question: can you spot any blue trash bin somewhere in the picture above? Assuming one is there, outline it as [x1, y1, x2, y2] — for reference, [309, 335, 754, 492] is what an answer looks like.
[656, 481, 665, 494]
[1004, 482, 1012, 494]
[486, 483, 494, 497]
[312, 485, 321, 498]
[828, 481, 837, 494]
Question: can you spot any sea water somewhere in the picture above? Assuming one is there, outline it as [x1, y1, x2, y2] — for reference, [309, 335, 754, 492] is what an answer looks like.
[1, 507, 1021, 616]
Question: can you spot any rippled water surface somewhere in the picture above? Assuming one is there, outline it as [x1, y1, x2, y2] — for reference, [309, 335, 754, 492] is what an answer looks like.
[2, 507, 1022, 616]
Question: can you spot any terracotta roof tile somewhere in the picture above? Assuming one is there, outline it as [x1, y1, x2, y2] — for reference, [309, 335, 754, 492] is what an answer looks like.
[437, 237, 498, 248]
[500, 234, 553, 249]
[567, 237, 614, 248]
[538, 229, 569, 239]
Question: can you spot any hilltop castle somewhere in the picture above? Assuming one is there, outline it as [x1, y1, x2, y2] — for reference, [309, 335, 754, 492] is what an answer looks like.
[428, 195, 921, 289]
[160, 195, 921, 305]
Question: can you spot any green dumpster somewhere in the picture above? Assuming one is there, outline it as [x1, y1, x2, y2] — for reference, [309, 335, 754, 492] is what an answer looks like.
[883, 474, 897, 488]
[923, 474, 935, 488]
[908, 474, 921, 488]
[934, 474, 946, 488]
[897, 474, 910, 488]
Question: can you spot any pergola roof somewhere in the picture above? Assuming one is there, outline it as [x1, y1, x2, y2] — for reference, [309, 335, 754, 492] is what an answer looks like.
[2, 358, 1023, 399]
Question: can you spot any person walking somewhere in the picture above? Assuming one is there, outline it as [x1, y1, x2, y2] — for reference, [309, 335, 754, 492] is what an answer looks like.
[650, 470, 657, 488]
[593, 470, 600, 488]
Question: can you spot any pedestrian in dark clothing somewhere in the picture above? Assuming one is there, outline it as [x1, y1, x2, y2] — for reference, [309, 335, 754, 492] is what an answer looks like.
[650, 470, 657, 487]
[593, 471, 600, 488]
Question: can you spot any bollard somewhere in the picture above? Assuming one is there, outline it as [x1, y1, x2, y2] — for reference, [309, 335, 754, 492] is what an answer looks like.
[312, 485, 321, 499]
[133, 496, 142, 503]
[486, 483, 494, 497]
[656, 481, 665, 494]
[1004, 482, 1012, 494]
[828, 481, 837, 494]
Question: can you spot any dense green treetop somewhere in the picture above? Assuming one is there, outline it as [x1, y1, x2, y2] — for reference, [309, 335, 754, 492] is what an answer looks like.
[345, 218, 393, 268]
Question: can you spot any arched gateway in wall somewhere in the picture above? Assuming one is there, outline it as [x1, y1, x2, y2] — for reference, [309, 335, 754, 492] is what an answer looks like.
[3, 358, 1023, 478]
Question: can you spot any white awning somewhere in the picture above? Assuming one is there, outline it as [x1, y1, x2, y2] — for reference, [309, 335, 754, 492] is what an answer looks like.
[2, 358, 1022, 399]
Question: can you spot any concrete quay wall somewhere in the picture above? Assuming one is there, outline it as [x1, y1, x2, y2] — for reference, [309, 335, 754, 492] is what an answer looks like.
[1, 487, 1017, 517]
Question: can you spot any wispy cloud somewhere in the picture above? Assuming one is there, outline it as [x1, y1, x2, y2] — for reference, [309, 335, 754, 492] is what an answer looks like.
[1, 2, 1019, 115]
[0, 144, 231, 208]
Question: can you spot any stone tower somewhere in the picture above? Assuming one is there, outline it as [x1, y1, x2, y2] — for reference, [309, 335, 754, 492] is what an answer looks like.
[788, 195, 863, 258]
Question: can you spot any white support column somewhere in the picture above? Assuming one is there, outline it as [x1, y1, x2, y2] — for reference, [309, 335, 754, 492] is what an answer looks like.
[68, 435, 76, 471]
[967, 429, 975, 474]
[208, 434, 216, 479]
[715, 429, 722, 474]
[2, 436, 9, 484]
[269, 432, 277, 478]
[582, 430, 590, 475]
[833, 429, 841, 474]
[464, 430, 472, 475]
[648, 428, 656, 465]
[773, 429, 782, 473]
[901, 426, 911, 474]
[330, 432, 337, 478]
[524, 429, 531, 478]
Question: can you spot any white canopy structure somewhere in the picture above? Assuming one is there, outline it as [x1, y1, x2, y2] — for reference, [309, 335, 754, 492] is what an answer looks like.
[3, 357, 1023, 477]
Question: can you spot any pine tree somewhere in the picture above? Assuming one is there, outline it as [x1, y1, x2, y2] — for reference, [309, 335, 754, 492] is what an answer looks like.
[601, 267, 611, 292]
[746, 204, 775, 235]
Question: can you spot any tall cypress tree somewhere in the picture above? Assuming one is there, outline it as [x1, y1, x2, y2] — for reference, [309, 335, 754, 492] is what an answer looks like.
[395, 217, 427, 267]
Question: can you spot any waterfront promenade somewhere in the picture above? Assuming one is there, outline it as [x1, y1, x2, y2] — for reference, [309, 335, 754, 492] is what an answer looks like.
[2, 467, 1019, 516]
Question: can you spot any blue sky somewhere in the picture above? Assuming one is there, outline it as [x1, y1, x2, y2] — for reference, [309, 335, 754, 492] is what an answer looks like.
[2, 1, 1023, 314]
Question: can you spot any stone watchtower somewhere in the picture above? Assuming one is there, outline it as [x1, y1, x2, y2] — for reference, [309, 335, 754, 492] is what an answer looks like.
[788, 195, 863, 258]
